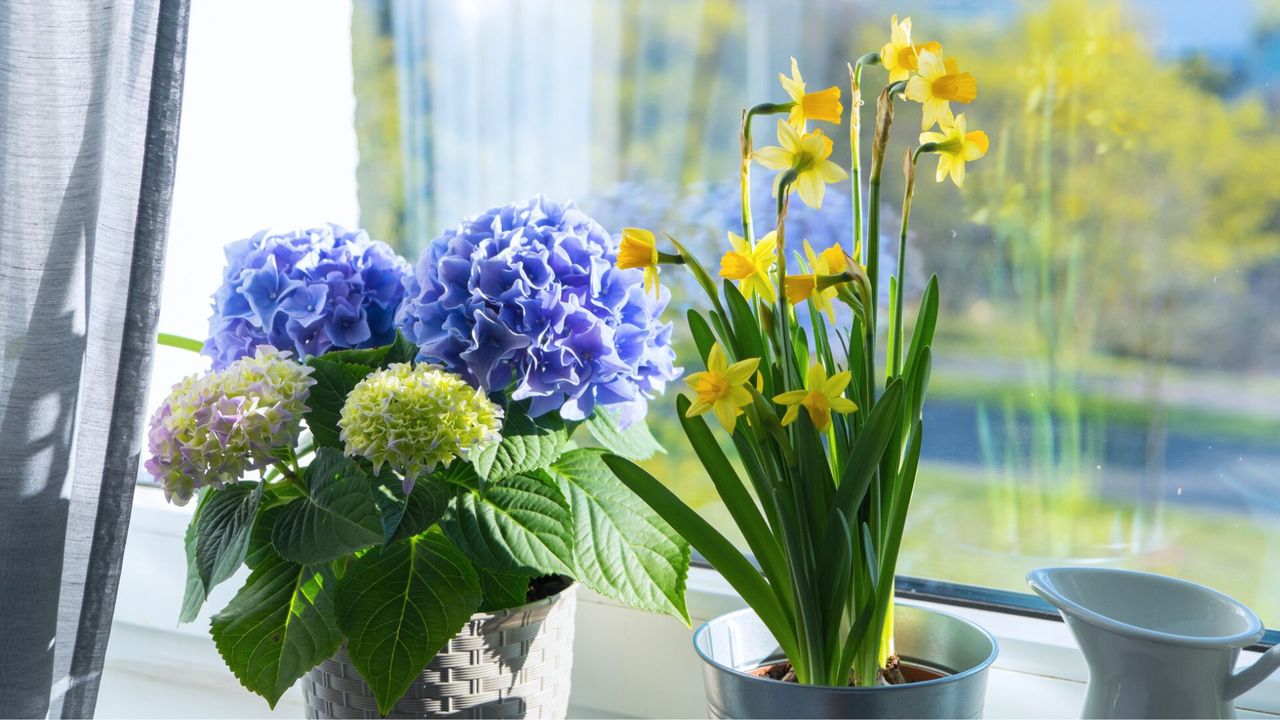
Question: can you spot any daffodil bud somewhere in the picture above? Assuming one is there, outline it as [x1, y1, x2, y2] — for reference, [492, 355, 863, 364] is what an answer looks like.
[870, 86, 897, 179]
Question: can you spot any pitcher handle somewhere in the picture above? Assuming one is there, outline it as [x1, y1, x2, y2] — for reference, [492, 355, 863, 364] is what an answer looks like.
[1227, 644, 1280, 700]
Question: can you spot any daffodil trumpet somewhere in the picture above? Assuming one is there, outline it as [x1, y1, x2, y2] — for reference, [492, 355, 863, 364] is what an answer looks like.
[606, 46, 985, 689]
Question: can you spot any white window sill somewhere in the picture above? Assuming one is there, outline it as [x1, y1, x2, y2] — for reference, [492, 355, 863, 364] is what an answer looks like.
[101, 486, 1280, 719]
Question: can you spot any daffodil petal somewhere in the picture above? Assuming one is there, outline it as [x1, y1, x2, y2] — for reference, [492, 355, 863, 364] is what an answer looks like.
[824, 370, 852, 396]
[707, 344, 727, 374]
[904, 75, 928, 104]
[829, 397, 859, 413]
[780, 404, 800, 426]
[753, 145, 792, 170]
[686, 398, 712, 418]
[806, 362, 827, 390]
[773, 389, 807, 404]
[724, 358, 761, 384]
[796, 172, 825, 209]
[713, 402, 739, 432]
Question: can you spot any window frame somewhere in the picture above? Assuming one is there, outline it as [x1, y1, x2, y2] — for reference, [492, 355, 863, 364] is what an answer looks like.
[689, 558, 1279, 651]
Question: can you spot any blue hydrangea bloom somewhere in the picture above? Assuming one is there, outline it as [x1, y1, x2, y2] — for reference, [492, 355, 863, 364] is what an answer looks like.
[397, 197, 680, 426]
[203, 225, 410, 369]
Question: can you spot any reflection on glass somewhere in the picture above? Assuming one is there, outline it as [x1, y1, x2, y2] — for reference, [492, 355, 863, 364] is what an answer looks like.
[352, 0, 1280, 625]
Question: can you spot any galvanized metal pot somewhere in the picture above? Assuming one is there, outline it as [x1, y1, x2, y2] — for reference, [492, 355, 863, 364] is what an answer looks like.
[302, 584, 576, 719]
[694, 603, 998, 719]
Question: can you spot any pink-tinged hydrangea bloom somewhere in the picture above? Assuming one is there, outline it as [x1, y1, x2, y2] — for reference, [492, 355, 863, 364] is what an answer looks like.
[145, 346, 316, 505]
[338, 363, 502, 490]
[396, 197, 680, 427]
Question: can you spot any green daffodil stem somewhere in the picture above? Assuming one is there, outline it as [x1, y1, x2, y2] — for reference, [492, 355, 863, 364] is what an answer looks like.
[865, 80, 908, 379]
[741, 102, 793, 243]
[889, 148, 923, 379]
[775, 168, 800, 385]
[849, 53, 880, 262]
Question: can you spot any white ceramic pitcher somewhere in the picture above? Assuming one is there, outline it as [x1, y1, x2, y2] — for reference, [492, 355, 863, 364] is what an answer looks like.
[1028, 567, 1280, 719]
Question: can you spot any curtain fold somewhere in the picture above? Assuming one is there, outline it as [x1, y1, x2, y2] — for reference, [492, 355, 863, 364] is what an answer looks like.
[0, 0, 189, 717]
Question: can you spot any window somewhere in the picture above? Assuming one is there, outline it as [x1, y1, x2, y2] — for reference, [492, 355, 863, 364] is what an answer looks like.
[154, 0, 1280, 631]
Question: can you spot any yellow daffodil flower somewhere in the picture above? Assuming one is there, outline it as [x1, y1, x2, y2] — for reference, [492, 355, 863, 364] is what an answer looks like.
[920, 113, 989, 188]
[880, 15, 942, 83]
[819, 242, 848, 274]
[719, 230, 778, 301]
[685, 343, 761, 431]
[618, 227, 661, 296]
[754, 120, 849, 209]
[783, 240, 845, 322]
[904, 50, 978, 130]
[779, 57, 843, 129]
[773, 362, 858, 432]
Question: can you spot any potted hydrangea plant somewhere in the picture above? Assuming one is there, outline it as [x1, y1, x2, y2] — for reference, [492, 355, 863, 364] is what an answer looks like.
[152, 214, 690, 718]
[602, 18, 999, 719]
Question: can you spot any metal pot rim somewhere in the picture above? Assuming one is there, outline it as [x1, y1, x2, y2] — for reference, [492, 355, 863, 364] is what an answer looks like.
[692, 603, 999, 693]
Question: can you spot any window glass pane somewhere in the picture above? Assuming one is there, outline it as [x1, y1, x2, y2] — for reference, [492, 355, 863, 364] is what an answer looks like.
[155, 0, 1280, 629]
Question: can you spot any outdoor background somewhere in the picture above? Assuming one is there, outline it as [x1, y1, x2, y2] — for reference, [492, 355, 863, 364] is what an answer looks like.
[157, 0, 1280, 628]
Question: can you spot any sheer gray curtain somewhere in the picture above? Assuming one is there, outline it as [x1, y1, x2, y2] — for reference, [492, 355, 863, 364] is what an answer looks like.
[0, 0, 188, 717]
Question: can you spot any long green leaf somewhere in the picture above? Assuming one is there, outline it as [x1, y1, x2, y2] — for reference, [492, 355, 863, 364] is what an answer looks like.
[551, 449, 691, 623]
[442, 472, 575, 576]
[336, 528, 481, 715]
[675, 396, 787, 589]
[602, 454, 799, 660]
[687, 309, 717, 363]
[210, 551, 342, 708]
[156, 332, 204, 353]
[828, 380, 905, 530]
[904, 275, 938, 385]
[723, 280, 764, 363]
[271, 449, 383, 564]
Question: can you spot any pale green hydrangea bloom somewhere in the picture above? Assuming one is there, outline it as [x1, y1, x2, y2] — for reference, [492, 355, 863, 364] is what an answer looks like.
[338, 363, 503, 486]
[145, 346, 316, 505]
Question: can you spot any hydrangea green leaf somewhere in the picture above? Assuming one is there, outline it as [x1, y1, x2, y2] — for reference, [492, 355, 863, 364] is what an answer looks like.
[584, 406, 665, 461]
[470, 403, 567, 484]
[195, 481, 263, 594]
[476, 567, 530, 612]
[210, 550, 342, 708]
[336, 528, 481, 715]
[372, 471, 455, 545]
[551, 449, 690, 623]
[303, 358, 373, 450]
[178, 488, 212, 623]
[314, 331, 419, 369]
[271, 448, 382, 564]
[442, 472, 574, 576]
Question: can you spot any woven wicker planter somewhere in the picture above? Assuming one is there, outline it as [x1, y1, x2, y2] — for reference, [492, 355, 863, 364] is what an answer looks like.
[302, 584, 577, 719]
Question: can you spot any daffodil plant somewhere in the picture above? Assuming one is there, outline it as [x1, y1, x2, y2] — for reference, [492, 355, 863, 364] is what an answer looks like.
[605, 19, 989, 688]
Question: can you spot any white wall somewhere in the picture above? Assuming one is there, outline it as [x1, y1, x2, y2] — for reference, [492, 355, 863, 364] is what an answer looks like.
[146, 0, 359, 416]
